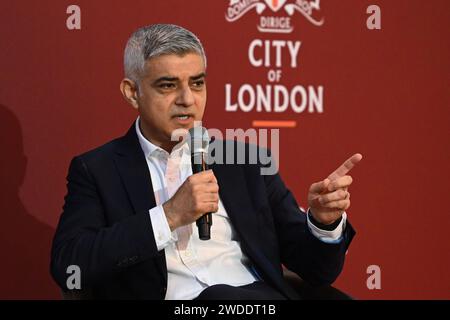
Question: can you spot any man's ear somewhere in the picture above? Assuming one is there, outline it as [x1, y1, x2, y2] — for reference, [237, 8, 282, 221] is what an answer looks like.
[120, 78, 139, 110]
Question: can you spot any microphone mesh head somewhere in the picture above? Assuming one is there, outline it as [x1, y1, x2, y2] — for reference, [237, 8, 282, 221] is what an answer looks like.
[188, 126, 209, 154]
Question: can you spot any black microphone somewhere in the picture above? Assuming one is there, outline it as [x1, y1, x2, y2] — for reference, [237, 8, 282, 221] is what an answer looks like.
[188, 126, 212, 240]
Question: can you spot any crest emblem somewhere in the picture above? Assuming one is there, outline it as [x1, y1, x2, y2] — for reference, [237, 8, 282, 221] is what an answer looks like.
[264, 0, 287, 12]
[226, 0, 324, 33]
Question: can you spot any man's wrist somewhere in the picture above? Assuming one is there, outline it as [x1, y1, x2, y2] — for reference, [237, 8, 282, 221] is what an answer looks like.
[308, 210, 343, 231]
[162, 201, 178, 231]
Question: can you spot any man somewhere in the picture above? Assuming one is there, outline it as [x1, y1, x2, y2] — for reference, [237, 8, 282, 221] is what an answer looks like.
[50, 24, 362, 300]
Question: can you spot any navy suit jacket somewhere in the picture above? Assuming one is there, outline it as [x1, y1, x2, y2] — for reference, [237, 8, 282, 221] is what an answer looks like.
[51, 124, 355, 299]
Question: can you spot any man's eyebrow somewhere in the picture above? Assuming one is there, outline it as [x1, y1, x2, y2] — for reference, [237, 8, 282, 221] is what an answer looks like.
[153, 76, 179, 84]
[152, 73, 206, 84]
[190, 73, 206, 81]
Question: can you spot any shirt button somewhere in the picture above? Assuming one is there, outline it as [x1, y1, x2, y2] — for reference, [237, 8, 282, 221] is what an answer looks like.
[184, 250, 192, 257]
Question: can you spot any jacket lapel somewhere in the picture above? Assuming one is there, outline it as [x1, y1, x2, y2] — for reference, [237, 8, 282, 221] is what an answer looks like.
[211, 163, 279, 277]
[211, 153, 299, 299]
[113, 125, 156, 214]
[112, 124, 166, 280]
[211, 163, 259, 251]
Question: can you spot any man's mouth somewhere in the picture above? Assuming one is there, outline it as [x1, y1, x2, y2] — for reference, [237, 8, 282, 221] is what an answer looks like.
[173, 113, 194, 119]
[172, 114, 195, 124]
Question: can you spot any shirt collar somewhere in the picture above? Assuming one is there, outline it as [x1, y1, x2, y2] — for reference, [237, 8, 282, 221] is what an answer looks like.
[135, 117, 189, 159]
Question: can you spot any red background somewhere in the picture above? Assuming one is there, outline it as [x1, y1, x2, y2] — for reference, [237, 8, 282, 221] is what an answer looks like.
[0, 0, 449, 299]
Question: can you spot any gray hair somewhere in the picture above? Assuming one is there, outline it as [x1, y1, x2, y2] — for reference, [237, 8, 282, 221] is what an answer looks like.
[124, 24, 207, 84]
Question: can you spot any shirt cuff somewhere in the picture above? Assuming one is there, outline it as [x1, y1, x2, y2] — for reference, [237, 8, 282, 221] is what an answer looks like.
[149, 205, 178, 251]
[307, 209, 347, 244]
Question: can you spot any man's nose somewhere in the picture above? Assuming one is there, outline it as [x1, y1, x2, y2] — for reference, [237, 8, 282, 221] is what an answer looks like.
[175, 86, 195, 107]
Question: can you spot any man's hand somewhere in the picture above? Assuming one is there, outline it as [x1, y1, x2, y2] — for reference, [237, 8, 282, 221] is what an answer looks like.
[163, 170, 219, 231]
[308, 153, 363, 225]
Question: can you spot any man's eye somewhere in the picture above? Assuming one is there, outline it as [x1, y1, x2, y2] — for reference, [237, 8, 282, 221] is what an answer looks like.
[192, 80, 205, 88]
[159, 83, 175, 89]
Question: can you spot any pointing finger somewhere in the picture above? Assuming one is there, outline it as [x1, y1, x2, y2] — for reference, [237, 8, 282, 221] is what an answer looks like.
[328, 153, 363, 181]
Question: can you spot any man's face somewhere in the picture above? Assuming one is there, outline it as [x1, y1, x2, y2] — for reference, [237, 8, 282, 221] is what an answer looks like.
[136, 53, 206, 150]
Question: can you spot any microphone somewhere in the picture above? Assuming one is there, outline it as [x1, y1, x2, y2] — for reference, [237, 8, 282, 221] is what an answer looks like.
[188, 126, 212, 240]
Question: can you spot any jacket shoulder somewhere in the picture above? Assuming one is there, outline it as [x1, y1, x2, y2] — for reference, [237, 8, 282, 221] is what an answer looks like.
[72, 136, 125, 168]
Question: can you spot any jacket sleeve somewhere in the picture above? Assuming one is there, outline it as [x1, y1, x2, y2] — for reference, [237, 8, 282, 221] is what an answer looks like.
[263, 164, 355, 286]
[50, 156, 160, 291]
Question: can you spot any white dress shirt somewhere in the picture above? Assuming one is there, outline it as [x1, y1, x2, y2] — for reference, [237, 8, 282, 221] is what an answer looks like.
[135, 118, 346, 300]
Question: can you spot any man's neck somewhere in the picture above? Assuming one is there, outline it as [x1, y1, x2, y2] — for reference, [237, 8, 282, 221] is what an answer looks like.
[138, 120, 179, 153]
